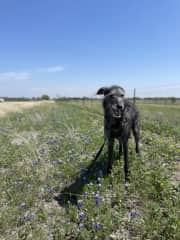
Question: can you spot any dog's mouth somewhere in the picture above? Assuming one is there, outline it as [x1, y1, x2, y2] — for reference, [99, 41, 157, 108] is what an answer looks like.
[111, 108, 123, 119]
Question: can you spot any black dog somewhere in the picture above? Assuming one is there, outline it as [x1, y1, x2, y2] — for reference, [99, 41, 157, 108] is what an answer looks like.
[97, 85, 140, 182]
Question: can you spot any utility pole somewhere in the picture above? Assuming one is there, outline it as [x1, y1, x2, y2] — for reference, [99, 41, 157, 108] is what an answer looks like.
[133, 88, 136, 104]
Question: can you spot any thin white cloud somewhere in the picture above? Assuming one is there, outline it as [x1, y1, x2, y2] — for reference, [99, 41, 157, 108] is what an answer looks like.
[0, 71, 31, 81]
[0, 64, 64, 81]
[37, 65, 64, 73]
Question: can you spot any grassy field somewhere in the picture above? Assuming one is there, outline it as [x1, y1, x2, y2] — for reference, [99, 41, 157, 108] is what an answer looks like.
[0, 101, 179, 240]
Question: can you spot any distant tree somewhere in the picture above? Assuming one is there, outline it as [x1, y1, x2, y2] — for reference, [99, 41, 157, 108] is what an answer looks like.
[170, 97, 176, 104]
[41, 94, 50, 100]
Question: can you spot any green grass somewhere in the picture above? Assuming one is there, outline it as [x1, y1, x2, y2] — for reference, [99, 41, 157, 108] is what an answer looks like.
[0, 101, 179, 240]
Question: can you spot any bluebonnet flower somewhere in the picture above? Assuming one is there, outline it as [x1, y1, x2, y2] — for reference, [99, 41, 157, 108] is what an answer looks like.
[23, 215, 30, 222]
[79, 223, 85, 231]
[94, 193, 101, 207]
[97, 177, 101, 184]
[77, 199, 83, 209]
[67, 200, 71, 207]
[98, 169, 103, 177]
[57, 160, 63, 165]
[31, 213, 36, 219]
[15, 179, 23, 186]
[71, 180, 76, 188]
[51, 160, 58, 166]
[95, 222, 102, 230]
[9, 171, 14, 177]
[23, 213, 36, 222]
[98, 183, 102, 190]
[33, 158, 40, 165]
[49, 186, 56, 193]
[82, 176, 87, 184]
[79, 212, 86, 221]
[92, 221, 102, 230]
[39, 148, 45, 155]
[19, 203, 27, 210]
[130, 210, 137, 219]
[47, 139, 58, 145]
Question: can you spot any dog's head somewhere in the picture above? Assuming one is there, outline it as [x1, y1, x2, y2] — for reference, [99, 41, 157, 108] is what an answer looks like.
[97, 85, 125, 119]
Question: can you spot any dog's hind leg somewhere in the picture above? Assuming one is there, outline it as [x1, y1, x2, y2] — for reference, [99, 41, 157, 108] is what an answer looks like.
[132, 119, 140, 154]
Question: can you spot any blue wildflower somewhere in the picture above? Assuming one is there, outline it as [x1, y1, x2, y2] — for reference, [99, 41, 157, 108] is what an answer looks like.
[79, 212, 86, 221]
[79, 223, 85, 231]
[57, 160, 63, 165]
[97, 177, 101, 184]
[39, 148, 45, 155]
[19, 203, 27, 210]
[94, 193, 101, 207]
[23, 213, 36, 222]
[77, 199, 83, 209]
[92, 221, 102, 230]
[33, 158, 40, 165]
[98, 183, 102, 190]
[49, 186, 56, 193]
[52, 161, 57, 166]
[130, 210, 137, 219]
[95, 222, 102, 230]
[67, 200, 71, 207]
[98, 169, 103, 177]
[82, 176, 87, 184]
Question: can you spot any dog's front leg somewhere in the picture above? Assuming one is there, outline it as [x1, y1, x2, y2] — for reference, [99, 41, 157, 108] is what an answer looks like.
[107, 138, 114, 173]
[123, 140, 129, 182]
[118, 138, 122, 159]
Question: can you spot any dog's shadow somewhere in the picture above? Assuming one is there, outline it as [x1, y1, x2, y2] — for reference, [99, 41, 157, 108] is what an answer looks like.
[54, 152, 110, 207]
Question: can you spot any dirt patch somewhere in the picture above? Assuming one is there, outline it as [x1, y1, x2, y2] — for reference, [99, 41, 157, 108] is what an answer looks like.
[0, 101, 54, 117]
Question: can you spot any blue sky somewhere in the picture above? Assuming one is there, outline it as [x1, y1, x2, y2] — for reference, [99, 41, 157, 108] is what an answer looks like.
[0, 0, 180, 97]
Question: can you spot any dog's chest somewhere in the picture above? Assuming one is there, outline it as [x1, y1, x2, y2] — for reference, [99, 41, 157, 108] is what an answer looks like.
[105, 118, 123, 137]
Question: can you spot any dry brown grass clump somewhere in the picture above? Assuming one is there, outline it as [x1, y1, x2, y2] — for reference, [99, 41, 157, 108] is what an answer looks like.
[0, 101, 54, 117]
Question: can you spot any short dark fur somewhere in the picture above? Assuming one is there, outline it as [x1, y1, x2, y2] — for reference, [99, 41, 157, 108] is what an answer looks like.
[97, 85, 140, 182]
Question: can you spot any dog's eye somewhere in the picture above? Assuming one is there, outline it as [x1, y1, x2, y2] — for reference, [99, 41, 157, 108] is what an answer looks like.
[110, 95, 115, 99]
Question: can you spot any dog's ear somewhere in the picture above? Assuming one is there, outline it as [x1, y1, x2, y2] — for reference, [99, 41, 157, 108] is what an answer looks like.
[96, 87, 110, 96]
